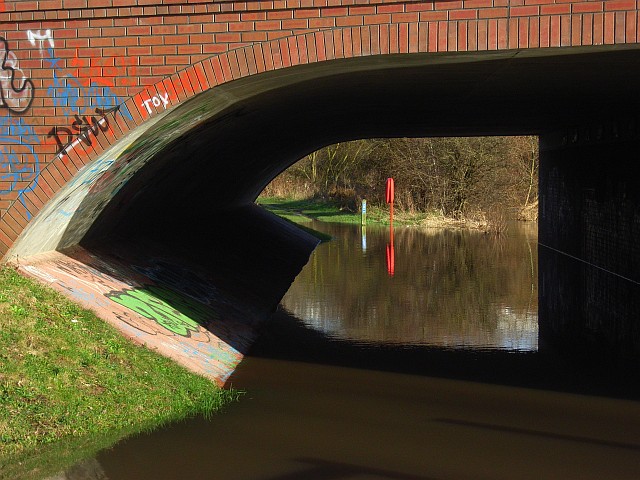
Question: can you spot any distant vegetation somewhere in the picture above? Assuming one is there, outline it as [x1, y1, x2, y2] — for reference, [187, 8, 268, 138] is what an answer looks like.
[261, 136, 538, 230]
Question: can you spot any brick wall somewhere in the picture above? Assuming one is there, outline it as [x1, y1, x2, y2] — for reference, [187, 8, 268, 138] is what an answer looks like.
[1, 0, 639, 256]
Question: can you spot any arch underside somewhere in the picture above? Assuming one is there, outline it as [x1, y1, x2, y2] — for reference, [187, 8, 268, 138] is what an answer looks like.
[10, 45, 640, 383]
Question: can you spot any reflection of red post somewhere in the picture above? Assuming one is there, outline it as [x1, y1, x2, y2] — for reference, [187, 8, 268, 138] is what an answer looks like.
[385, 177, 395, 227]
[386, 242, 395, 276]
[385, 177, 395, 276]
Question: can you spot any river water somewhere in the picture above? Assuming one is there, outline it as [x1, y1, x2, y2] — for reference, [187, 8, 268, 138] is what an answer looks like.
[47, 222, 640, 479]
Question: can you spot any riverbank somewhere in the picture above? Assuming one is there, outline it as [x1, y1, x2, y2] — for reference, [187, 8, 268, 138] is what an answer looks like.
[0, 266, 239, 479]
[257, 196, 507, 231]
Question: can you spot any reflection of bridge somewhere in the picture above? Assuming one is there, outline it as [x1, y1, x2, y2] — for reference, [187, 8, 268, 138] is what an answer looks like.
[1, 1, 640, 381]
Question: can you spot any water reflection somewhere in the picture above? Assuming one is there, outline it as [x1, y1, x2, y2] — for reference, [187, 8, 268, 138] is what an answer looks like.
[32, 222, 640, 480]
[282, 222, 538, 350]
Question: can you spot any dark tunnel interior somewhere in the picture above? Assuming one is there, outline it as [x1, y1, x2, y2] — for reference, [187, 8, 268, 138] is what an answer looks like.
[84, 45, 640, 239]
[11, 46, 640, 376]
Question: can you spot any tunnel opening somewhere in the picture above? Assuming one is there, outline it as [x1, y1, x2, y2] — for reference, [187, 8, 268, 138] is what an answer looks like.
[255, 135, 540, 354]
[9, 45, 640, 383]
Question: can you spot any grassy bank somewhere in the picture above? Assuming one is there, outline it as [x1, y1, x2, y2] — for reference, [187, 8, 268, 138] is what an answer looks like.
[0, 267, 239, 478]
[257, 196, 497, 230]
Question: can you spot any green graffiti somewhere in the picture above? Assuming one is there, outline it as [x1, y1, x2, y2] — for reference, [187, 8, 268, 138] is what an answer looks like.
[107, 286, 212, 337]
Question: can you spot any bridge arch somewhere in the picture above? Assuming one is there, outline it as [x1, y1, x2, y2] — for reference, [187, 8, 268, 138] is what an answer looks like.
[2, 17, 640, 380]
[5, 23, 640, 259]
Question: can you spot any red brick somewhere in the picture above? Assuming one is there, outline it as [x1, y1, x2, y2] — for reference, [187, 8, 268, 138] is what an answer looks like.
[519, 17, 529, 47]
[303, 33, 316, 63]
[508, 17, 518, 48]
[541, 4, 570, 15]
[282, 37, 294, 67]
[295, 8, 320, 18]
[550, 15, 561, 46]
[438, 21, 448, 51]
[370, 25, 380, 54]
[255, 20, 282, 30]
[406, 3, 435, 13]
[488, 18, 498, 49]
[605, 0, 636, 11]
[468, 20, 478, 51]
[364, 14, 391, 25]
[479, 7, 508, 19]
[593, 12, 604, 44]
[349, 6, 376, 15]
[0, 222, 18, 244]
[309, 17, 335, 28]
[219, 54, 234, 80]
[322, 6, 348, 16]
[343, 29, 353, 58]
[229, 21, 255, 32]
[605, 11, 615, 43]
[377, 4, 404, 14]
[512, 6, 539, 17]
[353, 26, 363, 56]
[298, 35, 309, 63]
[539, 15, 550, 47]
[572, 14, 582, 45]
[626, 10, 636, 42]
[615, 11, 626, 42]
[435, 1, 461, 9]
[282, 19, 309, 29]
[336, 16, 363, 26]
[450, 9, 477, 20]
[477, 19, 488, 50]
[379, 24, 389, 54]
[529, 16, 540, 48]
[572, 2, 604, 14]
[420, 11, 447, 21]
[242, 11, 266, 21]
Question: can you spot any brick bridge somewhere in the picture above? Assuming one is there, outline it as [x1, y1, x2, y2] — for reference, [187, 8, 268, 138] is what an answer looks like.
[1, 0, 640, 383]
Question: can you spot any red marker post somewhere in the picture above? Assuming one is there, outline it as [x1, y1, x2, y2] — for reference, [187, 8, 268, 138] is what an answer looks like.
[385, 177, 395, 226]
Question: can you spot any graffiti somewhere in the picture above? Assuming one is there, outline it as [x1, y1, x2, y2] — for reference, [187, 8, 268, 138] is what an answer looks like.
[0, 137, 40, 219]
[17, 249, 250, 384]
[42, 43, 134, 156]
[132, 259, 221, 306]
[47, 106, 122, 156]
[68, 157, 115, 189]
[0, 37, 34, 114]
[46, 48, 132, 119]
[27, 30, 54, 50]
[107, 285, 213, 338]
[0, 115, 39, 143]
[141, 93, 170, 114]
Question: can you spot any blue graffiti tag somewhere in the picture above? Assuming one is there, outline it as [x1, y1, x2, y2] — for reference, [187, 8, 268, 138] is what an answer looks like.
[0, 136, 40, 219]
[45, 48, 132, 120]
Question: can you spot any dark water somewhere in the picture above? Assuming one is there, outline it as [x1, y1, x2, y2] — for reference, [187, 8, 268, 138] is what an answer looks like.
[281, 222, 538, 351]
[45, 222, 640, 479]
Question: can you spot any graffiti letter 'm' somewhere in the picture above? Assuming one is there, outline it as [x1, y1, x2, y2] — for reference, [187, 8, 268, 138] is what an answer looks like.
[0, 37, 34, 114]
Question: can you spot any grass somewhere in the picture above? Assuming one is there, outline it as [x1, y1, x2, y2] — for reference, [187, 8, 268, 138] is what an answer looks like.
[257, 196, 444, 227]
[0, 266, 240, 478]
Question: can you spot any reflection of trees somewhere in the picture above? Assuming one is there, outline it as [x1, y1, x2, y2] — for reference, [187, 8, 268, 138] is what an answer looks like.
[282, 223, 538, 350]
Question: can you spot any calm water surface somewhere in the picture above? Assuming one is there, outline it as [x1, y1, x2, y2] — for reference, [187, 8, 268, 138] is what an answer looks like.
[281, 222, 538, 350]
[43, 222, 640, 480]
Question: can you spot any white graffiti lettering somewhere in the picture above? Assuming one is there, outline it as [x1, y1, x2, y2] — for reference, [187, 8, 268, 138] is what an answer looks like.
[27, 30, 54, 50]
[141, 92, 170, 114]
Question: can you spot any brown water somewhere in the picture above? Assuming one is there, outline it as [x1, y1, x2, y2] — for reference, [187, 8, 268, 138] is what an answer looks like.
[281, 222, 538, 350]
[45, 223, 640, 479]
